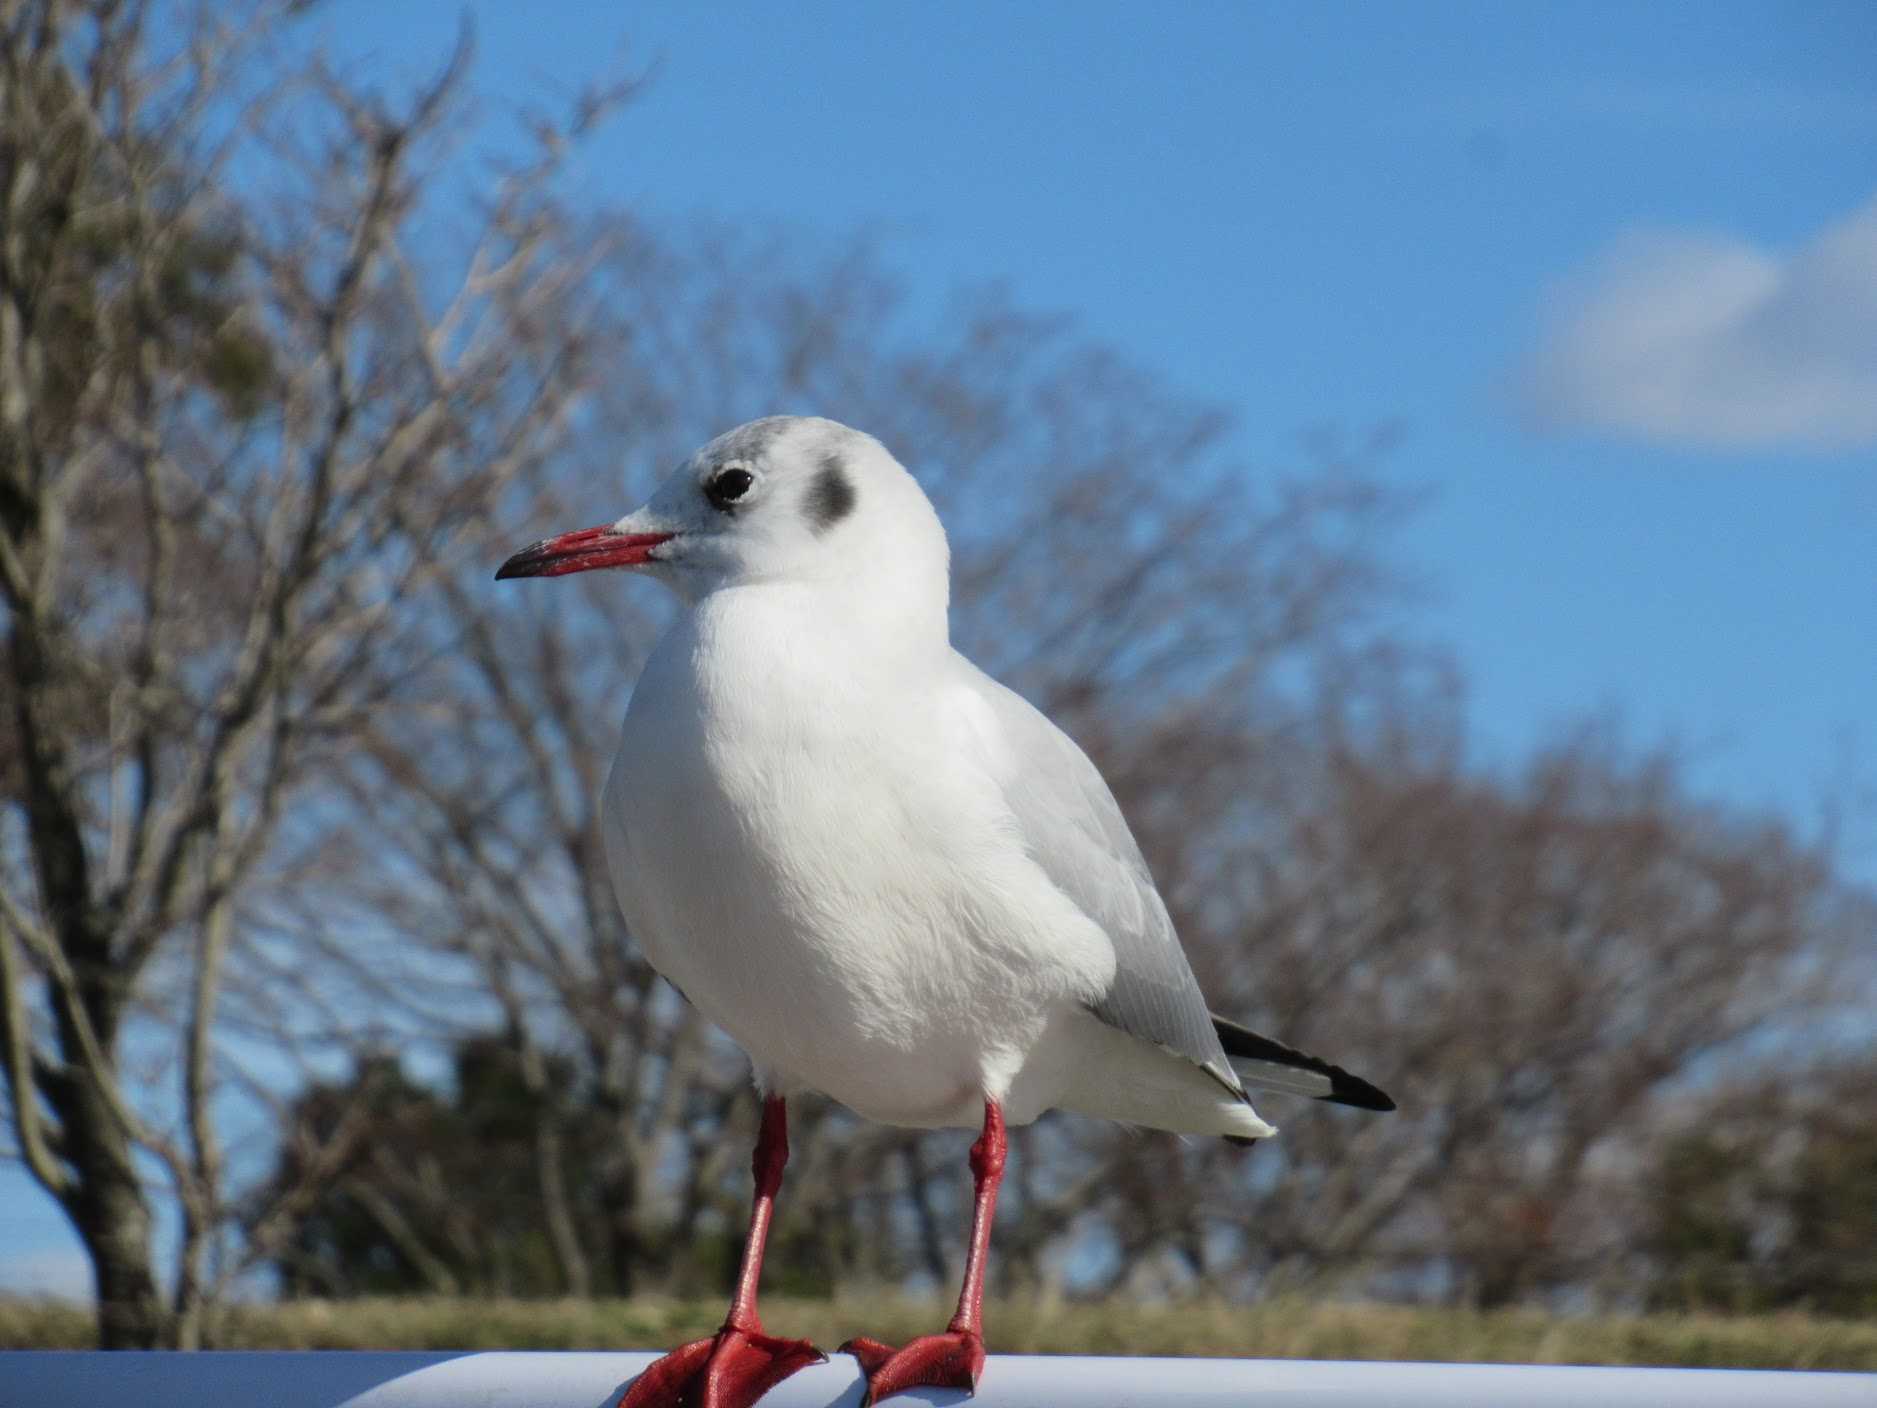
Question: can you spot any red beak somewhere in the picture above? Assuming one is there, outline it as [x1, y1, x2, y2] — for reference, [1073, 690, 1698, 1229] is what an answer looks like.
[495, 524, 675, 580]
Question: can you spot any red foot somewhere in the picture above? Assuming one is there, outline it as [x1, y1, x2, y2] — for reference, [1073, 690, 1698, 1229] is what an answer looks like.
[619, 1324, 825, 1408]
[841, 1331, 985, 1405]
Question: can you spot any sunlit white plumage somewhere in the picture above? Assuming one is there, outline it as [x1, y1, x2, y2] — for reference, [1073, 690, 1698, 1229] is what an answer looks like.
[585, 415, 1275, 1140]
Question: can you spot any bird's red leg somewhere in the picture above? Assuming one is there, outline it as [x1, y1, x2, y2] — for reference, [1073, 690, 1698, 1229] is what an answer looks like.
[843, 1099, 1006, 1405]
[620, 1094, 824, 1408]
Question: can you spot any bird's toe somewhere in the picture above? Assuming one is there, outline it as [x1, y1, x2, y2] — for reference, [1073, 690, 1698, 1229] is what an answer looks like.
[841, 1330, 985, 1405]
[619, 1324, 825, 1408]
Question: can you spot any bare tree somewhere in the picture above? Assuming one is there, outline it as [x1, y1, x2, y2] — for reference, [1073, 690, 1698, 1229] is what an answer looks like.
[0, 0, 624, 1345]
[1126, 724, 1869, 1305]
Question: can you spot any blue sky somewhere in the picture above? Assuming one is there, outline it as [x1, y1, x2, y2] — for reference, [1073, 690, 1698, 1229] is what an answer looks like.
[5, 1, 1874, 1297]
[329, 0, 1874, 863]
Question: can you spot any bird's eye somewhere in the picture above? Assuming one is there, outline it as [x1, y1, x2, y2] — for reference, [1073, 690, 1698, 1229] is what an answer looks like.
[706, 468, 755, 511]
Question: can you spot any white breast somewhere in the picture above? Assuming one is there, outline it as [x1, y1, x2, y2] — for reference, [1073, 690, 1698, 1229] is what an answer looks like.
[602, 586, 1113, 1128]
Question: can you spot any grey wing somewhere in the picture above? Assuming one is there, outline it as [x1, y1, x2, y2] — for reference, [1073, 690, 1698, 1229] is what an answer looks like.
[959, 666, 1244, 1100]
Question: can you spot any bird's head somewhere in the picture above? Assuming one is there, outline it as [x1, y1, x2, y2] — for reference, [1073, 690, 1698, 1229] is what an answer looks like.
[497, 416, 950, 626]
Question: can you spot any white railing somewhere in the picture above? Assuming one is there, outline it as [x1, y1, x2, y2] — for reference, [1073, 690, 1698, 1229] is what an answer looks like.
[1, 1351, 1870, 1406]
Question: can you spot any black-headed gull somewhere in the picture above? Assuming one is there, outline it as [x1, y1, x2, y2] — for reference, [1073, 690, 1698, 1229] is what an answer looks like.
[497, 416, 1393, 1408]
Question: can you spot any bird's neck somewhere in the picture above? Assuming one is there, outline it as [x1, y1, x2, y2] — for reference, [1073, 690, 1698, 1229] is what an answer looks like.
[703, 572, 949, 661]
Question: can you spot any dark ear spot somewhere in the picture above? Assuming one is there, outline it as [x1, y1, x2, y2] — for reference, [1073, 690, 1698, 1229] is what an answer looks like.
[805, 455, 857, 533]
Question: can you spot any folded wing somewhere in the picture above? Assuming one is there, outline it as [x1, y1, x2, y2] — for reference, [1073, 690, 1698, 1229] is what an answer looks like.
[957, 666, 1247, 1101]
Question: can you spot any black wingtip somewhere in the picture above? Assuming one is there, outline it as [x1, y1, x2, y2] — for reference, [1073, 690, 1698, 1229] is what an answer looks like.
[1335, 1073, 1397, 1113]
[1213, 1015, 1397, 1113]
[1307, 1061, 1395, 1112]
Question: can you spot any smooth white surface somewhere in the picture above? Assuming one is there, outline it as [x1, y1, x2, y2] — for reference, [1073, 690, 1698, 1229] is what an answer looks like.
[0, 1352, 1871, 1407]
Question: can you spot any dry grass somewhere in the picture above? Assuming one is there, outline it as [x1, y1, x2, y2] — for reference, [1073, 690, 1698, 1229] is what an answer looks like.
[3, 1295, 1873, 1371]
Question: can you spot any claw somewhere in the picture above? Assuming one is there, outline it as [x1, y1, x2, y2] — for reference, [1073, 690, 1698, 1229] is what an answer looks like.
[840, 1330, 985, 1405]
[620, 1324, 825, 1408]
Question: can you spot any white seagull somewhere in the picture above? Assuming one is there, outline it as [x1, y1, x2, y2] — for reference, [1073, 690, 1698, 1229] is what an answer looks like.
[497, 416, 1392, 1408]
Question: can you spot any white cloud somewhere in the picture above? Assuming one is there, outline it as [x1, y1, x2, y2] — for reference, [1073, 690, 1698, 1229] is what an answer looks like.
[1521, 194, 1877, 451]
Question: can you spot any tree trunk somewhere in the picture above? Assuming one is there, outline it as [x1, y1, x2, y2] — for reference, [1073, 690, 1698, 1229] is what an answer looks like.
[533, 1116, 592, 1297]
[67, 1146, 163, 1348]
[604, 1152, 643, 1297]
[45, 975, 165, 1347]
